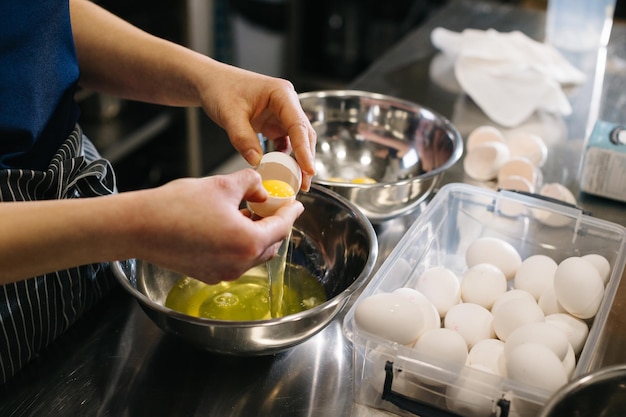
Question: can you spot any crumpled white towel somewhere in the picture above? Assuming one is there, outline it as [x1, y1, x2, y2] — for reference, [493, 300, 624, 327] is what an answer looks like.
[431, 27, 586, 127]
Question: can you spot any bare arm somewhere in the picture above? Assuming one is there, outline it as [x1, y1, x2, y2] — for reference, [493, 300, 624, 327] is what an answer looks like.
[0, 170, 303, 285]
[70, 0, 316, 188]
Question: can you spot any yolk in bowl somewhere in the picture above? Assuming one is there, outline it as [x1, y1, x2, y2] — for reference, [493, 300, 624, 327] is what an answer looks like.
[263, 179, 295, 198]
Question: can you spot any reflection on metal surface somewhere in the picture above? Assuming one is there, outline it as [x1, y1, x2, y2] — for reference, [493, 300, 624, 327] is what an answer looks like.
[302, 90, 463, 222]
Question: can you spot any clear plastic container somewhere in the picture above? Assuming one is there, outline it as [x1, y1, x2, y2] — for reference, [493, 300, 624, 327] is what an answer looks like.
[343, 183, 626, 417]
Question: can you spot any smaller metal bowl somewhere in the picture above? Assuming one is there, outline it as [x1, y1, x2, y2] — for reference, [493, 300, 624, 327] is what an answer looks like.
[300, 90, 463, 222]
[112, 185, 377, 355]
[538, 365, 626, 417]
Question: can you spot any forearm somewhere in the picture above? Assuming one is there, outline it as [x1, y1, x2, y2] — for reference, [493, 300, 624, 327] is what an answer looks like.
[70, 0, 214, 107]
[0, 193, 144, 284]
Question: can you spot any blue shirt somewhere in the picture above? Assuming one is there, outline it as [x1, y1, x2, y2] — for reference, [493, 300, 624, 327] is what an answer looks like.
[0, 0, 80, 170]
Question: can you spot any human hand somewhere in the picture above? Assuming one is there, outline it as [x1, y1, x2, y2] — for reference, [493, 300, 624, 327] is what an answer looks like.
[198, 64, 317, 190]
[131, 169, 304, 284]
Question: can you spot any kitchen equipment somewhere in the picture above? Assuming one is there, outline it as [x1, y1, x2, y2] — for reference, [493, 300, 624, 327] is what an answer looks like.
[112, 184, 377, 355]
[343, 183, 626, 417]
[538, 364, 626, 417]
[299, 90, 463, 222]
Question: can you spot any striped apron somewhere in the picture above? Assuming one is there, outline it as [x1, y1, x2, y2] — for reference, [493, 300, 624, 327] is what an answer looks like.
[0, 125, 117, 384]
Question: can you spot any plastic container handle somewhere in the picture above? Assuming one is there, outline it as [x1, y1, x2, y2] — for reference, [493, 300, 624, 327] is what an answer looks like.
[382, 361, 510, 417]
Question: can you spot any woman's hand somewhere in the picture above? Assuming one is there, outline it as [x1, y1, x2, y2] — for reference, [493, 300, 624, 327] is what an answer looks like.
[197, 64, 317, 191]
[126, 169, 304, 284]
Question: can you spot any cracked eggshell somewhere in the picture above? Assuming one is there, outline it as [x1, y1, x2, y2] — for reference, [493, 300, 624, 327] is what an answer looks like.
[466, 125, 506, 151]
[463, 141, 511, 181]
[507, 131, 548, 167]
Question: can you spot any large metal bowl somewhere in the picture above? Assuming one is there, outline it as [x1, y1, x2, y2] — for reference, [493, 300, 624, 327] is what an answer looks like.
[299, 90, 463, 222]
[112, 185, 378, 355]
[538, 365, 626, 416]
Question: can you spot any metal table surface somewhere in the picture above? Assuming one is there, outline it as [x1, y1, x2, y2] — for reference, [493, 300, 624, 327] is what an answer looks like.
[2, 1, 626, 416]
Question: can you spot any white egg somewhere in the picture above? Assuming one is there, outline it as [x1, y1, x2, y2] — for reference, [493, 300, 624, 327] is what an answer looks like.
[562, 343, 576, 378]
[491, 289, 536, 316]
[514, 254, 558, 300]
[466, 125, 506, 151]
[463, 141, 511, 181]
[504, 322, 570, 361]
[415, 266, 460, 318]
[468, 338, 505, 376]
[444, 303, 495, 349]
[545, 313, 589, 355]
[393, 287, 441, 335]
[354, 292, 425, 345]
[506, 343, 568, 395]
[553, 257, 604, 319]
[492, 297, 545, 341]
[506, 131, 548, 167]
[538, 286, 567, 315]
[461, 263, 507, 309]
[446, 364, 501, 417]
[466, 237, 522, 280]
[412, 328, 468, 385]
[581, 254, 611, 285]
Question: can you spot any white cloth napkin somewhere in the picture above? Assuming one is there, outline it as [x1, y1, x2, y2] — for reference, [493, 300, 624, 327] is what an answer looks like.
[431, 27, 586, 127]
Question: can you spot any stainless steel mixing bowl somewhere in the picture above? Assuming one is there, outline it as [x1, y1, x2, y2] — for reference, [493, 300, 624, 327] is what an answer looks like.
[112, 184, 378, 355]
[299, 90, 463, 222]
[538, 364, 626, 417]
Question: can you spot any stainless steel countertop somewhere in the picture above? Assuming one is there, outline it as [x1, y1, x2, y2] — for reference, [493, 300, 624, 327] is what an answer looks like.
[1, 1, 625, 416]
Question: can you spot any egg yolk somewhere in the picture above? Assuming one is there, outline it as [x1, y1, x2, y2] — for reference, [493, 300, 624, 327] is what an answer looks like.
[352, 177, 377, 184]
[263, 179, 295, 198]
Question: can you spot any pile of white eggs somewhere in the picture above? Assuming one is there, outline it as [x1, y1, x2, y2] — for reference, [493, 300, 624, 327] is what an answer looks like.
[462, 125, 577, 215]
[354, 236, 612, 412]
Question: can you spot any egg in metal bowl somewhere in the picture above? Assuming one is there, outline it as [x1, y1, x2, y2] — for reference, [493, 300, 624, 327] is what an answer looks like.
[299, 90, 463, 222]
[112, 184, 378, 356]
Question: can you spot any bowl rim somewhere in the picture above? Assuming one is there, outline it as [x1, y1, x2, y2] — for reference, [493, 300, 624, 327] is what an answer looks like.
[111, 184, 379, 328]
[298, 89, 464, 186]
[538, 364, 626, 416]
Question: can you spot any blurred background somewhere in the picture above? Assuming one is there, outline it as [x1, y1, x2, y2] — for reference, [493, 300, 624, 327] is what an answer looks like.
[78, 0, 626, 192]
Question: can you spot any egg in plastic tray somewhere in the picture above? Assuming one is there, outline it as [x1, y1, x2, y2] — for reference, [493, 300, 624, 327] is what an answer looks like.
[343, 183, 626, 417]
